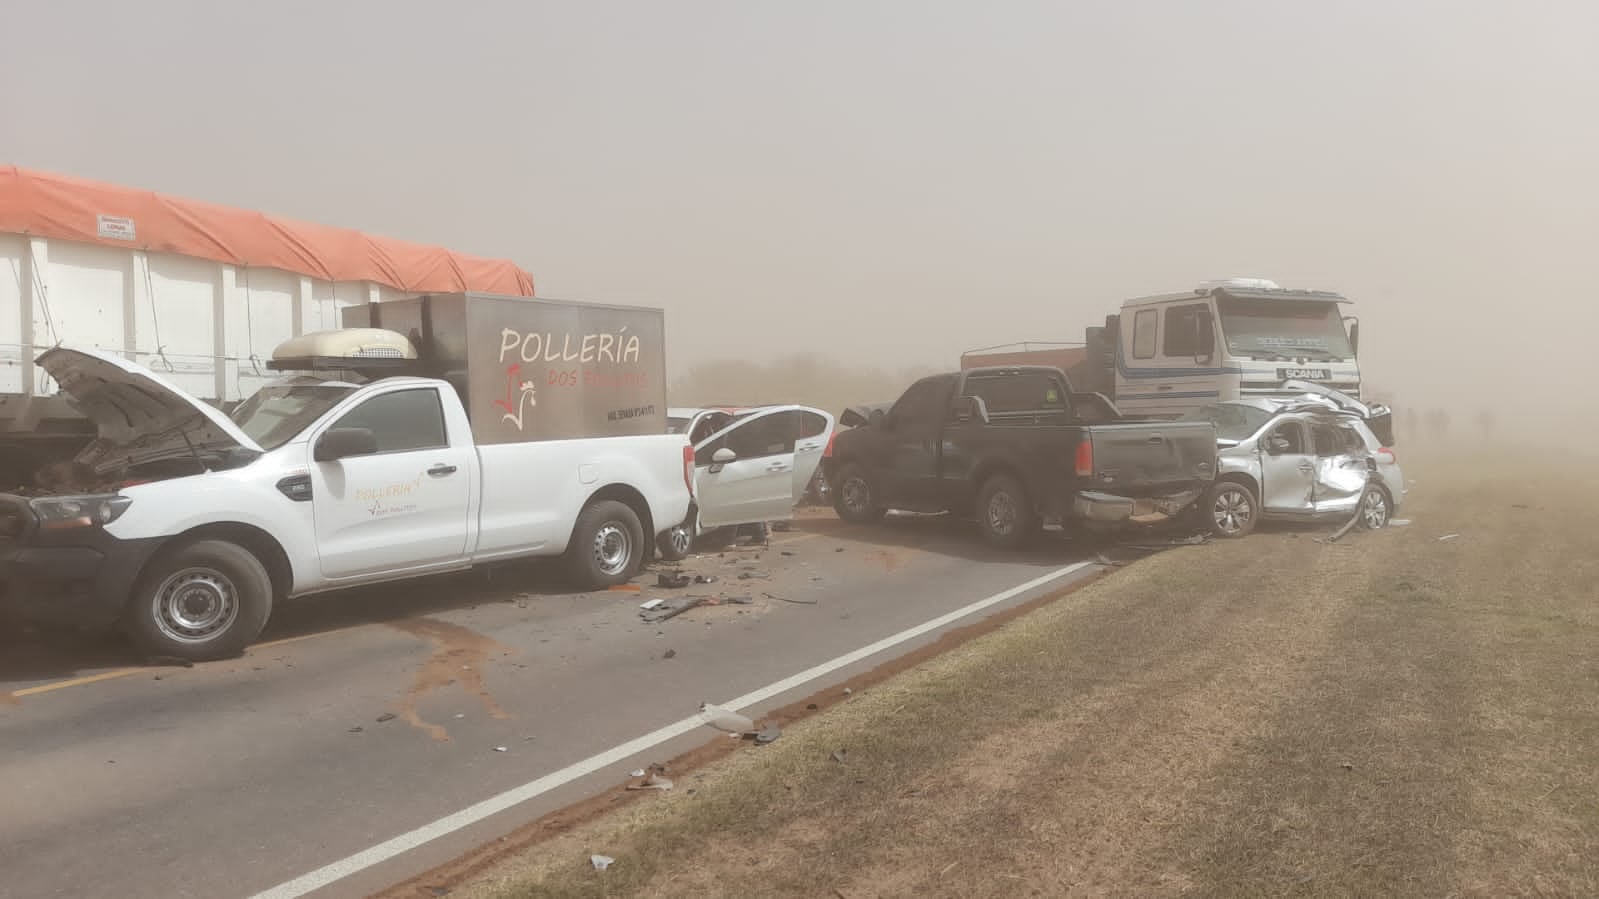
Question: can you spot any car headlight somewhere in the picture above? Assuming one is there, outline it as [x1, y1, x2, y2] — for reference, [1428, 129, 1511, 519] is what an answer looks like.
[29, 494, 134, 530]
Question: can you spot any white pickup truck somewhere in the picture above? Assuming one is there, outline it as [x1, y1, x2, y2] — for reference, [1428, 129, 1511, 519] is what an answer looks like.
[0, 341, 693, 661]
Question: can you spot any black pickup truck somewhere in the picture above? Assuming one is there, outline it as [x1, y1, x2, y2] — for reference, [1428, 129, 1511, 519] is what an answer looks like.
[823, 366, 1218, 548]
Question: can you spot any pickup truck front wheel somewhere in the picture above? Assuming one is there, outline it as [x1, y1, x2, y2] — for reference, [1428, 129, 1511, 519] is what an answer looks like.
[125, 540, 274, 662]
[977, 474, 1038, 550]
[568, 500, 646, 588]
[833, 465, 886, 524]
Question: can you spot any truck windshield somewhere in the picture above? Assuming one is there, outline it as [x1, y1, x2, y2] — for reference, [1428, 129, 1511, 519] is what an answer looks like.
[230, 384, 357, 450]
[1181, 403, 1274, 441]
[1216, 297, 1354, 360]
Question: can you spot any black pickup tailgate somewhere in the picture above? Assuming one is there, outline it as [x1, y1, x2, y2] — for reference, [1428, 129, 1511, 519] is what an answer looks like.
[1084, 421, 1216, 492]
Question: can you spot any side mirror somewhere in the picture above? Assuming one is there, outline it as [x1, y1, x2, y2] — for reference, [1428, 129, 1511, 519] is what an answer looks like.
[1194, 313, 1215, 364]
[1266, 436, 1291, 455]
[953, 395, 990, 425]
[1346, 319, 1361, 355]
[708, 446, 736, 473]
[870, 409, 888, 429]
[314, 427, 379, 463]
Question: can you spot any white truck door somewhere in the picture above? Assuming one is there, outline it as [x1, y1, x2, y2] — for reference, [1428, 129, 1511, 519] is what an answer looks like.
[695, 407, 805, 529]
[309, 386, 474, 580]
[1117, 301, 1222, 419]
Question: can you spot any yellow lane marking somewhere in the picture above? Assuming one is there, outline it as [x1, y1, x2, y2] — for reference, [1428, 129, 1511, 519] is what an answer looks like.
[10, 668, 140, 698]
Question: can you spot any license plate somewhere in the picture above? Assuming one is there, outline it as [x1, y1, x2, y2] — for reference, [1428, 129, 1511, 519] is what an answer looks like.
[1278, 367, 1331, 380]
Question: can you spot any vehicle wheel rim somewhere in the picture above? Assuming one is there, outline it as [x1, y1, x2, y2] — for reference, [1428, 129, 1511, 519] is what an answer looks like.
[1362, 490, 1389, 528]
[152, 568, 240, 645]
[988, 491, 1017, 536]
[842, 477, 870, 514]
[1212, 488, 1252, 535]
[668, 524, 692, 557]
[593, 523, 633, 576]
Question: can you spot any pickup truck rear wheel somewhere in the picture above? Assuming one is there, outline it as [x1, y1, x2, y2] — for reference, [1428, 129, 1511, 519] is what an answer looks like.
[833, 465, 886, 524]
[976, 474, 1038, 550]
[568, 500, 646, 588]
[125, 540, 273, 662]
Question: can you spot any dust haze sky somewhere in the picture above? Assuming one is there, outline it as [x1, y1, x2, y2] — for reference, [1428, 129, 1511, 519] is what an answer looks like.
[4, 1, 1596, 419]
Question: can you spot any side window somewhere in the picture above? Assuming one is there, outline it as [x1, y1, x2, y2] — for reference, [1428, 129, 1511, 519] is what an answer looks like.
[330, 388, 447, 454]
[1132, 309, 1159, 359]
[696, 411, 797, 465]
[798, 410, 828, 439]
[1311, 423, 1346, 457]
[890, 378, 953, 428]
[1271, 421, 1307, 454]
[1163, 304, 1212, 357]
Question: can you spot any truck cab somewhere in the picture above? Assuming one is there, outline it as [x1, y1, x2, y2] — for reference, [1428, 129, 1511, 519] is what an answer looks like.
[1068, 278, 1364, 420]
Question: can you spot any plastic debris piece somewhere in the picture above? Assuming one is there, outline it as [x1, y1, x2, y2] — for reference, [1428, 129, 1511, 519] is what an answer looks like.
[700, 702, 755, 734]
[493, 746, 508, 753]
[607, 584, 643, 593]
[657, 572, 693, 589]
[376, 712, 397, 723]
[754, 723, 782, 744]
[591, 855, 615, 872]
[630, 769, 646, 778]
[639, 598, 667, 611]
[831, 749, 848, 764]
[1438, 534, 1460, 541]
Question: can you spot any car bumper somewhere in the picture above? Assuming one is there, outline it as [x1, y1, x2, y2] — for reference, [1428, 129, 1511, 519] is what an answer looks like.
[0, 532, 166, 628]
[1072, 488, 1205, 524]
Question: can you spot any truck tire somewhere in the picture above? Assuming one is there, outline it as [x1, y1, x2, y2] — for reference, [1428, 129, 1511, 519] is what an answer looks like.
[976, 474, 1038, 550]
[124, 540, 274, 662]
[1205, 480, 1258, 538]
[567, 500, 646, 588]
[833, 464, 886, 524]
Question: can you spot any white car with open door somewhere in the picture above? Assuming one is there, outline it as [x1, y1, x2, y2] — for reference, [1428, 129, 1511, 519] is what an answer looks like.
[657, 405, 835, 559]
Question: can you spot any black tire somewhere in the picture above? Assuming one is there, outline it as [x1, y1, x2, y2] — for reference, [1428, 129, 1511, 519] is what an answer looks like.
[124, 539, 273, 662]
[1205, 480, 1258, 538]
[566, 500, 646, 588]
[832, 464, 886, 524]
[975, 474, 1038, 550]
[1357, 486, 1392, 530]
[657, 509, 695, 562]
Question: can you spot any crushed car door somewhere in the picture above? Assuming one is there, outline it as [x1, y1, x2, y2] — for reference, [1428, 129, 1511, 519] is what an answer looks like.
[695, 407, 804, 529]
[1257, 419, 1315, 514]
[1310, 421, 1369, 516]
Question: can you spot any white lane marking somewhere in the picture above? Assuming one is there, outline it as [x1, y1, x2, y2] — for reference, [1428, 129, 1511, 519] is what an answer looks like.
[250, 561, 1096, 899]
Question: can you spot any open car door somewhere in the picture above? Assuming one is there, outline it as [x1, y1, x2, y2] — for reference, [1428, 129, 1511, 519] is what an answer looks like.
[695, 406, 835, 529]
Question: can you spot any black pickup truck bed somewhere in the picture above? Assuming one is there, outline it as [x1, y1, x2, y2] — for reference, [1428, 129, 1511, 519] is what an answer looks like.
[823, 366, 1217, 547]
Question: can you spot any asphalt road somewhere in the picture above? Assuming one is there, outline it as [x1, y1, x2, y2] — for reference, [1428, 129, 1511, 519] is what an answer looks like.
[0, 514, 1101, 899]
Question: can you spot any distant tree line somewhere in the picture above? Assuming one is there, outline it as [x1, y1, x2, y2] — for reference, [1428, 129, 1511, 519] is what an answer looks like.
[669, 354, 935, 416]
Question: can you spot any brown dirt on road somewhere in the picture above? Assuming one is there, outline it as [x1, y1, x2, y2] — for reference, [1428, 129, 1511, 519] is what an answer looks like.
[439, 453, 1599, 898]
[388, 617, 516, 742]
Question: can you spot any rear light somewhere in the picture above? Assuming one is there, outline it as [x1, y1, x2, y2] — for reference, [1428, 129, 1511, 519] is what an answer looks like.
[823, 433, 836, 458]
[682, 443, 696, 497]
[1377, 447, 1397, 464]
[1074, 438, 1093, 477]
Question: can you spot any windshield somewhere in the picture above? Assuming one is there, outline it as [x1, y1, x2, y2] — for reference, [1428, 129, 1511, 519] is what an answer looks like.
[1181, 403, 1274, 442]
[229, 384, 355, 450]
[1216, 297, 1354, 360]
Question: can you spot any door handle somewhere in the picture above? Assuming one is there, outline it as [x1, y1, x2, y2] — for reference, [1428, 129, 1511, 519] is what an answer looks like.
[428, 464, 458, 477]
[1145, 435, 1165, 444]
[767, 463, 790, 472]
[1298, 463, 1315, 472]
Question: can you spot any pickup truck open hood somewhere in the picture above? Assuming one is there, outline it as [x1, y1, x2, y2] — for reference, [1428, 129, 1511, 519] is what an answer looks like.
[38, 347, 264, 474]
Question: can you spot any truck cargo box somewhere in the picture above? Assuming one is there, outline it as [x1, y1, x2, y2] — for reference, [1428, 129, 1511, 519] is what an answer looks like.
[343, 293, 667, 444]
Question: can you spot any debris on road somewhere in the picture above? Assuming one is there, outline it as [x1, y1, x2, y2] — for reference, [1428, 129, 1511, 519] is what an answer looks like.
[765, 592, 818, 605]
[630, 769, 646, 778]
[607, 584, 642, 593]
[694, 574, 717, 584]
[831, 749, 849, 764]
[700, 702, 755, 734]
[493, 746, 508, 753]
[725, 595, 754, 605]
[590, 855, 615, 872]
[1438, 534, 1460, 542]
[656, 571, 693, 589]
[626, 771, 674, 791]
[753, 723, 782, 744]
[1390, 519, 1413, 527]
[639, 598, 667, 611]
[663, 649, 677, 659]
[641, 597, 707, 623]
[348, 726, 364, 734]
[376, 713, 396, 723]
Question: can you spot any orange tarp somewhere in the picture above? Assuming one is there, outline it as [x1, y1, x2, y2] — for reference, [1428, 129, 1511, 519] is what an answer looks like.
[0, 165, 534, 296]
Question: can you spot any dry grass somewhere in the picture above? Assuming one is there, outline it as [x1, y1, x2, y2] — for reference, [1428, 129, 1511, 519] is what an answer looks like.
[445, 451, 1598, 899]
